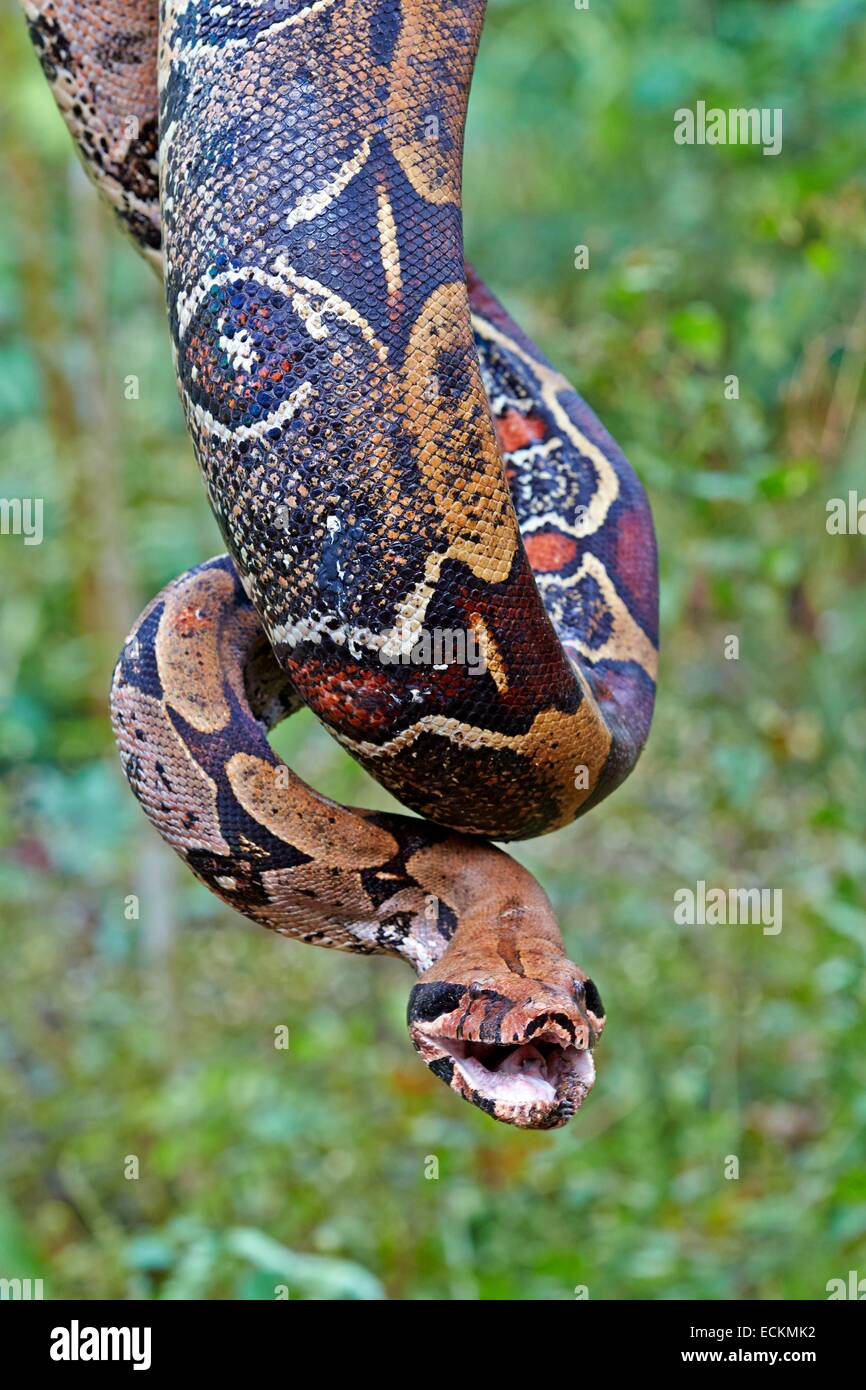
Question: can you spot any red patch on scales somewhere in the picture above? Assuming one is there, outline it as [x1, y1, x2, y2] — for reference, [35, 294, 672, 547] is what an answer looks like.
[524, 530, 578, 574]
[174, 605, 211, 635]
[495, 409, 547, 453]
[614, 505, 658, 634]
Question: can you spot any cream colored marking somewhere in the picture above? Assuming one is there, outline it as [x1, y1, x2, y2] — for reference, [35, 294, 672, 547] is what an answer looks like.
[109, 682, 231, 857]
[378, 553, 446, 660]
[469, 614, 508, 694]
[508, 436, 564, 468]
[472, 313, 620, 537]
[376, 185, 403, 299]
[273, 258, 390, 364]
[226, 752, 398, 867]
[179, 259, 386, 394]
[28, 25, 162, 252]
[520, 508, 581, 536]
[269, 608, 379, 655]
[348, 921, 436, 970]
[259, 864, 441, 971]
[338, 704, 610, 776]
[189, 380, 313, 445]
[176, 255, 380, 352]
[155, 569, 233, 731]
[218, 323, 256, 373]
[293, 293, 329, 341]
[403, 283, 518, 584]
[177, 263, 296, 341]
[285, 139, 371, 230]
[269, 553, 446, 661]
[539, 553, 658, 678]
[335, 698, 612, 833]
[171, 0, 341, 52]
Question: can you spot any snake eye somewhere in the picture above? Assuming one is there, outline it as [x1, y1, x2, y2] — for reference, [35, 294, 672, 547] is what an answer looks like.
[469, 982, 483, 999]
[407, 982, 465, 1024]
[583, 978, 604, 1018]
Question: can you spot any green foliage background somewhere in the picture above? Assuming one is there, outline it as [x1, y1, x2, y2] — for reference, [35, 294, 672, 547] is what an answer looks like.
[1, 0, 865, 1300]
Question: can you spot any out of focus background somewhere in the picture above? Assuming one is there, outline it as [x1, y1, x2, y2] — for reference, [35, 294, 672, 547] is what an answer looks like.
[1, 0, 865, 1300]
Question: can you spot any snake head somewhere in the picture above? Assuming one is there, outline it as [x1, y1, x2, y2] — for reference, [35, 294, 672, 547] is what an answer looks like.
[408, 972, 604, 1129]
[406, 863, 606, 1129]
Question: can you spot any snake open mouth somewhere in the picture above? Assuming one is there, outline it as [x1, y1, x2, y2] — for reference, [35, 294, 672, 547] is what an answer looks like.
[408, 982, 600, 1129]
[440, 1033, 595, 1109]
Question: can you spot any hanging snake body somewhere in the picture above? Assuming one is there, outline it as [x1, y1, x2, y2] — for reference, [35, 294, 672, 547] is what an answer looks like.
[23, 0, 658, 1128]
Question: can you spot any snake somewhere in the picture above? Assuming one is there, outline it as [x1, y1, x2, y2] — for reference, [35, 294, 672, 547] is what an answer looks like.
[22, 0, 658, 1130]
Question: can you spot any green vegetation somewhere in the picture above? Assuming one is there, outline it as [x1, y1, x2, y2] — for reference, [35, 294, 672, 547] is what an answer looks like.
[1, 0, 865, 1299]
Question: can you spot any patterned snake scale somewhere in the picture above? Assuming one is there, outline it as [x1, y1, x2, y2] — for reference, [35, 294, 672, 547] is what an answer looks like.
[23, 0, 658, 1128]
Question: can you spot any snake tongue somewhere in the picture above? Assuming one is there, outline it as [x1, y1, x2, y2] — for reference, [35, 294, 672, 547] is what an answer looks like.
[497, 1043, 547, 1076]
[448, 1037, 582, 1107]
[408, 1018, 598, 1126]
[456, 1047, 558, 1105]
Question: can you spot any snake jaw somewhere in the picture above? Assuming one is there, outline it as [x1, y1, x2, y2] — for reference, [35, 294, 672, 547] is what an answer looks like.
[408, 985, 604, 1130]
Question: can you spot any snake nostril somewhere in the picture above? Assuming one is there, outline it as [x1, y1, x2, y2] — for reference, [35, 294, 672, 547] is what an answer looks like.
[525, 1011, 575, 1043]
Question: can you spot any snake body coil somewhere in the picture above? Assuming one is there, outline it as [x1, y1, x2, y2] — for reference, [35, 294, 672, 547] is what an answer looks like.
[23, 0, 658, 1128]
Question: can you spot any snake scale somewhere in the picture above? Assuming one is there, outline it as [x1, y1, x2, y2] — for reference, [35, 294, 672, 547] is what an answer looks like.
[23, 0, 658, 1129]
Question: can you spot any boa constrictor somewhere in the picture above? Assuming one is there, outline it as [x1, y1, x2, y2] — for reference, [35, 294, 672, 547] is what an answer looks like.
[23, 0, 658, 1129]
